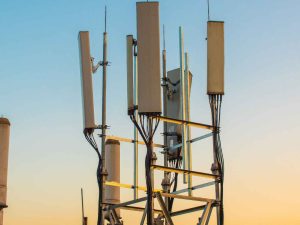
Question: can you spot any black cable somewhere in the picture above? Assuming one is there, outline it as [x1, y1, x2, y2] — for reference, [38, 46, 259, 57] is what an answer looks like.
[168, 146, 182, 211]
[209, 94, 225, 225]
[83, 129, 102, 225]
[130, 113, 160, 225]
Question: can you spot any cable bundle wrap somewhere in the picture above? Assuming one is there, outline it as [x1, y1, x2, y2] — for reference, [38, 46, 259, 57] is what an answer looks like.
[209, 94, 225, 225]
[130, 113, 160, 225]
[83, 128, 103, 225]
[168, 149, 182, 211]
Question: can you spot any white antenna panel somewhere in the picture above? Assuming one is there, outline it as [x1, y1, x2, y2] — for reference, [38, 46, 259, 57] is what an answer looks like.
[126, 35, 134, 114]
[0, 118, 10, 206]
[166, 68, 192, 157]
[78, 31, 96, 130]
[104, 139, 121, 219]
[136, 2, 161, 114]
[207, 21, 224, 95]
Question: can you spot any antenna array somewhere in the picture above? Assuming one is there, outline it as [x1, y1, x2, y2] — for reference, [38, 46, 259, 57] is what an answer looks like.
[78, 2, 225, 225]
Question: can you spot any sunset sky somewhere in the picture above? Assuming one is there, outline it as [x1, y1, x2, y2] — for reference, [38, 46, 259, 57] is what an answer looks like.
[1, 0, 300, 224]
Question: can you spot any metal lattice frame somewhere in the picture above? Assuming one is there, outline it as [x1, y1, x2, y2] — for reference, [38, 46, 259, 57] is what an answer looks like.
[104, 114, 221, 225]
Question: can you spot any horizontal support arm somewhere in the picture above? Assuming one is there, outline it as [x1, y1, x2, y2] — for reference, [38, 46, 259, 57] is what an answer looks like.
[105, 181, 162, 192]
[106, 135, 165, 148]
[172, 181, 217, 195]
[165, 133, 213, 151]
[105, 196, 147, 211]
[151, 165, 219, 179]
[170, 205, 207, 217]
[160, 192, 215, 203]
[106, 180, 217, 195]
[152, 115, 217, 131]
[104, 203, 162, 214]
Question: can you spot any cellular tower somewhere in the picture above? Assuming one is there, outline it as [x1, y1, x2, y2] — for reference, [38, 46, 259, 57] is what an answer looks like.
[78, 1, 225, 225]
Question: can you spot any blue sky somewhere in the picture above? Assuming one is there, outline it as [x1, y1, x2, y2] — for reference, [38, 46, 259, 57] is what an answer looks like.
[1, 0, 300, 224]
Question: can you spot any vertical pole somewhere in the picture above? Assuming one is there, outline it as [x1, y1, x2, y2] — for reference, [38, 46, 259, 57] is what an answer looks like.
[184, 53, 192, 196]
[84, 218, 88, 225]
[179, 27, 187, 184]
[140, 203, 147, 225]
[146, 137, 154, 225]
[100, 10, 108, 224]
[133, 52, 139, 200]
[81, 188, 85, 225]
[162, 49, 167, 161]
[162, 25, 170, 215]
[213, 129, 221, 225]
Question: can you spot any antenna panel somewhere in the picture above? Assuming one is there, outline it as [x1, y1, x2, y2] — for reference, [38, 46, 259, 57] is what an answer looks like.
[0, 118, 10, 205]
[78, 31, 96, 129]
[126, 35, 134, 114]
[166, 69, 192, 158]
[136, 2, 161, 114]
[104, 139, 121, 219]
[207, 21, 224, 95]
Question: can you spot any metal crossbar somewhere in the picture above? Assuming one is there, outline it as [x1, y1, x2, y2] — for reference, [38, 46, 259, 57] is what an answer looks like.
[105, 180, 217, 195]
[151, 165, 219, 179]
[106, 135, 164, 148]
[152, 116, 216, 131]
[105, 181, 163, 192]
[170, 205, 207, 217]
[165, 133, 213, 151]
[106, 196, 147, 211]
[172, 181, 216, 195]
[199, 202, 213, 225]
[161, 193, 214, 203]
[104, 202, 162, 214]
[156, 192, 175, 225]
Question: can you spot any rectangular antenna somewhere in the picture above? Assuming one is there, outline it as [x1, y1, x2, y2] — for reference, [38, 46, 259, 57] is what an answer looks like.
[0, 118, 10, 210]
[207, 21, 224, 95]
[126, 35, 134, 114]
[136, 2, 161, 114]
[165, 68, 192, 157]
[78, 31, 96, 129]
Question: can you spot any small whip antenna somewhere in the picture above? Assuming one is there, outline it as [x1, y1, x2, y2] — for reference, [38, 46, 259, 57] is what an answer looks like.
[207, 0, 210, 21]
[104, 5, 107, 32]
[81, 188, 85, 223]
[163, 24, 166, 50]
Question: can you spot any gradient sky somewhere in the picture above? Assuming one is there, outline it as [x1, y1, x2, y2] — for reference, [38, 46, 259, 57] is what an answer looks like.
[1, 0, 300, 224]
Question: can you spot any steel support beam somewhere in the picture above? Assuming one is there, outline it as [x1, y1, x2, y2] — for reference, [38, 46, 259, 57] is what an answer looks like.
[133, 52, 139, 200]
[105, 181, 162, 192]
[179, 26, 187, 184]
[161, 193, 215, 203]
[106, 196, 147, 211]
[140, 203, 147, 225]
[165, 133, 213, 152]
[100, 27, 108, 225]
[106, 135, 164, 148]
[152, 165, 219, 179]
[184, 52, 192, 193]
[105, 180, 217, 195]
[156, 192, 174, 225]
[199, 202, 212, 225]
[170, 205, 206, 217]
[172, 181, 217, 195]
[151, 116, 216, 131]
[104, 203, 162, 214]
